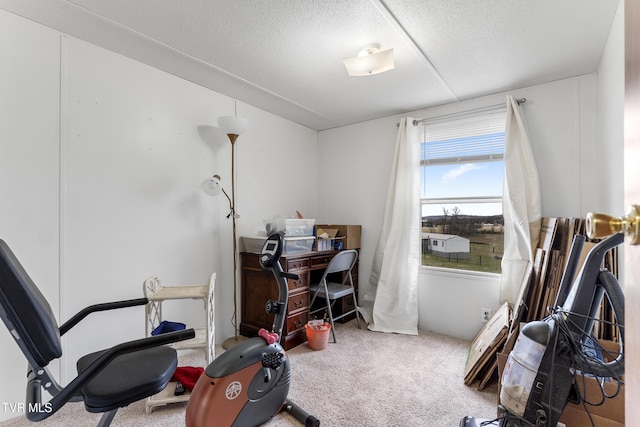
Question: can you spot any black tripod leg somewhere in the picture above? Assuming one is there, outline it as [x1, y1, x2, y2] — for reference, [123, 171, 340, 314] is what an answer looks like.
[283, 399, 320, 427]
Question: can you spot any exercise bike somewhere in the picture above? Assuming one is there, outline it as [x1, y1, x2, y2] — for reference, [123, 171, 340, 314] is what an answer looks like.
[186, 233, 319, 427]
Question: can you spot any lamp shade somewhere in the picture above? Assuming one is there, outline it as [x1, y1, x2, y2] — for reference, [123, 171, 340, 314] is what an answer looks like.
[343, 45, 394, 77]
[201, 175, 223, 196]
[217, 116, 249, 136]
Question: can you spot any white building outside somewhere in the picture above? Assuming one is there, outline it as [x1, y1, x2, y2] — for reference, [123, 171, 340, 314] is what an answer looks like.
[422, 233, 470, 259]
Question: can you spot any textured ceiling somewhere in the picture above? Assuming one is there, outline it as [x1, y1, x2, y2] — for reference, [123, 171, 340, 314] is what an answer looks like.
[1, 0, 620, 130]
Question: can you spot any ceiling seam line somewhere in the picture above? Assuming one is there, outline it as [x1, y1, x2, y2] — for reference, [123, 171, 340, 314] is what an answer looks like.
[373, 0, 459, 102]
[63, 0, 340, 128]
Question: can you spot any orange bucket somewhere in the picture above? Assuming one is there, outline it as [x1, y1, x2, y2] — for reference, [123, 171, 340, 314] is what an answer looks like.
[305, 323, 331, 350]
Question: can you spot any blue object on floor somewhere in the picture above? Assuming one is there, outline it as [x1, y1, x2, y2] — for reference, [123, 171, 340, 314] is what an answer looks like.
[152, 320, 186, 336]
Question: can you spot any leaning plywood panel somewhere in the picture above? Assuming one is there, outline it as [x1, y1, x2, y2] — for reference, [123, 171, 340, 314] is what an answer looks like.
[464, 302, 510, 386]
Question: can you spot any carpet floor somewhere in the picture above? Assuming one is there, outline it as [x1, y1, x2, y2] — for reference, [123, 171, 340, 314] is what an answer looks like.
[0, 320, 498, 426]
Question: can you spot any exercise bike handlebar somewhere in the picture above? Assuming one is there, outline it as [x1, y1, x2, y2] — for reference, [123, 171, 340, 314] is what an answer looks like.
[280, 271, 300, 281]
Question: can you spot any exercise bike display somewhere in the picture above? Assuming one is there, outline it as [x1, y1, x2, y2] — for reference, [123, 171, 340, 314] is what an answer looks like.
[186, 233, 319, 427]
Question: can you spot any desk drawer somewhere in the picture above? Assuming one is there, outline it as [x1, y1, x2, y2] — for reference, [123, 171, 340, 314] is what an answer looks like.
[288, 292, 309, 312]
[288, 271, 308, 292]
[310, 254, 333, 269]
[287, 310, 308, 334]
[287, 258, 309, 271]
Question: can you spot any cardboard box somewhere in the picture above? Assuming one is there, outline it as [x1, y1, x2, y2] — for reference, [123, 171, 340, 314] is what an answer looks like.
[316, 228, 339, 251]
[558, 340, 624, 427]
[497, 352, 508, 399]
[464, 302, 509, 386]
[315, 224, 361, 249]
[559, 404, 623, 427]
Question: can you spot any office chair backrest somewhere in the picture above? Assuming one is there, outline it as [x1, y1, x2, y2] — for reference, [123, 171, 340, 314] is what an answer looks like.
[325, 249, 358, 276]
[0, 240, 62, 368]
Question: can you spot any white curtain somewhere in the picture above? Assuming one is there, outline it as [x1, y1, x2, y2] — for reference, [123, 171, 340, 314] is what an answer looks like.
[500, 95, 542, 305]
[360, 117, 420, 335]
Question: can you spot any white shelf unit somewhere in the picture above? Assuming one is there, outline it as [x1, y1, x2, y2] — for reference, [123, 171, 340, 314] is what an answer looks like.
[143, 273, 215, 413]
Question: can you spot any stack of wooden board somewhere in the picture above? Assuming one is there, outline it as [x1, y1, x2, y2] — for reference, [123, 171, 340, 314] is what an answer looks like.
[524, 217, 573, 323]
[515, 217, 618, 328]
[464, 217, 620, 390]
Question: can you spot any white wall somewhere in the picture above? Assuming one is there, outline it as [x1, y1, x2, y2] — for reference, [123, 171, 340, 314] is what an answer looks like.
[418, 269, 500, 338]
[596, 0, 625, 290]
[0, 1, 626, 422]
[0, 10, 61, 422]
[317, 118, 398, 317]
[597, 1, 625, 217]
[0, 9, 317, 422]
[319, 74, 609, 340]
[57, 35, 232, 375]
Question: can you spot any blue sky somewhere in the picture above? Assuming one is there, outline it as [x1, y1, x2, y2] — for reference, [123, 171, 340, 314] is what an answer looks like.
[421, 160, 504, 217]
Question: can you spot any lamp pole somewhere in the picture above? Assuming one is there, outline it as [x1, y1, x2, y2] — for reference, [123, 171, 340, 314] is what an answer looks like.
[201, 115, 248, 349]
[226, 132, 240, 348]
[216, 115, 248, 349]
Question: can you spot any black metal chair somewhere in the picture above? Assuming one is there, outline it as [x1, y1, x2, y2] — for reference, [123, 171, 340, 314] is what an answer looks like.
[309, 249, 361, 343]
[0, 239, 194, 426]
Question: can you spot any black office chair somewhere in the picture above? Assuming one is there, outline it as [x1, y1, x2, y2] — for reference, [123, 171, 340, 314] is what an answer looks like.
[0, 239, 195, 426]
[309, 249, 361, 343]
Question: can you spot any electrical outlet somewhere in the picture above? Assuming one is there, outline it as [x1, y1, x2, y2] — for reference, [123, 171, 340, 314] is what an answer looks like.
[481, 308, 492, 323]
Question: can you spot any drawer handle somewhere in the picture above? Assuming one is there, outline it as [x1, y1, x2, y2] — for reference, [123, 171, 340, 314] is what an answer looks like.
[294, 299, 304, 308]
[293, 320, 302, 328]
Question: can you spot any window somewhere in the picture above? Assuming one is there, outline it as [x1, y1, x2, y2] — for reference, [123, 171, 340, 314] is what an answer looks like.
[420, 107, 506, 274]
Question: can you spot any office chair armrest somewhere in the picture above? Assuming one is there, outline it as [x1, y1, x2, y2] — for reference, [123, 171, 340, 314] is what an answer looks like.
[26, 328, 195, 422]
[59, 298, 149, 336]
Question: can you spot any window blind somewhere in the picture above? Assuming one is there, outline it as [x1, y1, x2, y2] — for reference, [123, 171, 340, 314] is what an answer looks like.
[421, 108, 507, 165]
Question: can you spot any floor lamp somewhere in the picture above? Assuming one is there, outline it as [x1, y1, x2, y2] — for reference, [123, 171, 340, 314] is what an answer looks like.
[201, 115, 249, 349]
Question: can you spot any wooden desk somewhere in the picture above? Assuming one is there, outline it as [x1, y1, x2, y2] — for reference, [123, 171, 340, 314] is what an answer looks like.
[240, 250, 358, 350]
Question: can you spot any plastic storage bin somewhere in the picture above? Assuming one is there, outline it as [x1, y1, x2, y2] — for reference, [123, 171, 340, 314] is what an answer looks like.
[264, 219, 315, 236]
[284, 219, 315, 236]
[283, 236, 314, 254]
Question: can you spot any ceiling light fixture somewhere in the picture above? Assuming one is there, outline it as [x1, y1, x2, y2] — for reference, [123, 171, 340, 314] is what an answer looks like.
[342, 44, 395, 76]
